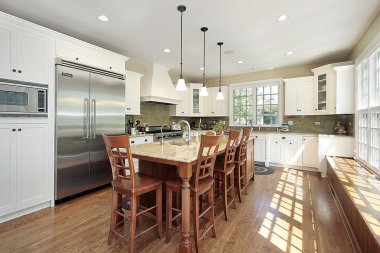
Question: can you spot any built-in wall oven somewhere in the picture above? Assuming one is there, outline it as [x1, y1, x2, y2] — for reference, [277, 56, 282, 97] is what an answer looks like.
[0, 79, 48, 116]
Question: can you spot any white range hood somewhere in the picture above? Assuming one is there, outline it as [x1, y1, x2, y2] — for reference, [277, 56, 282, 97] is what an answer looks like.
[140, 63, 181, 105]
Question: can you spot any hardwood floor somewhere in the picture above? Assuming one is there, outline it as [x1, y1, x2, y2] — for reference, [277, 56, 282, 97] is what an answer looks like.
[0, 167, 354, 253]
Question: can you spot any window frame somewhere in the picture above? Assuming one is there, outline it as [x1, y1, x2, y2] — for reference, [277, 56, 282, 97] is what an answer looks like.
[229, 79, 284, 127]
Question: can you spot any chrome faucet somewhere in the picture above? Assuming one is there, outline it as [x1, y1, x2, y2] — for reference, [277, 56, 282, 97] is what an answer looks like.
[176, 120, 191, 145]
[160, 124, 170, 145]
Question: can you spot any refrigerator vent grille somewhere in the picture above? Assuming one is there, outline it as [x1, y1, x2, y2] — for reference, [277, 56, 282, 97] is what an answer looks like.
[55, 58, 125, 80]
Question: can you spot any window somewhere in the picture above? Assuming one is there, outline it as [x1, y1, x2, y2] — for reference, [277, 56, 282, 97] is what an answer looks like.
[230, 80, 282, 127]
[356, 49, 380, 174]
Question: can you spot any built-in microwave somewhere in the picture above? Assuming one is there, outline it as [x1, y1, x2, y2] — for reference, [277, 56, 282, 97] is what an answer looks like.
[0, 80, 48, 116]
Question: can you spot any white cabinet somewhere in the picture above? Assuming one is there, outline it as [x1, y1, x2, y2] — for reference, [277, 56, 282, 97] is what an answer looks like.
[170, 89, 190, 116]
[252, 134, 267, 163]
[301, 136, 319, 168]
[56, 41, 126, 74]
[204, 86, 229, 117]
[311, 62, 354, 115]
[0, 123, 48, 217]
[189, 83, 204, 117]
[129, 135, 154, 172]
[268, 134, 301, 165]
[125, 70, 143, 115]
[285, 76, 313, 115]
[0, 23, 49, 84]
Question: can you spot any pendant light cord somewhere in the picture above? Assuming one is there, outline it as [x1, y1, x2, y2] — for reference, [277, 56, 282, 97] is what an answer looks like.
[219, 43, 222, 91]
[180, 11, 183, 79]
[202, 29, 206, 86]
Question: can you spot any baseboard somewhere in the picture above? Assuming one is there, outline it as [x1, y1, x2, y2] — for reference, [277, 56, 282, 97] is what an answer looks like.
[0, 201, 51, 224]
[268, 163, 319, 173]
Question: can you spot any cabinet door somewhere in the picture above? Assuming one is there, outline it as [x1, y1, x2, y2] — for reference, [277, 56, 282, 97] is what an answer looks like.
[297, 82, 312, 115]
[254, 139, 266, 162]
[313, 71, 332, 114]
[285, 82, 298, 115]
[125, 72, 142, 115]
[0, 24, 17, 79]
[302, 136, 319, 167]
[0, 125, 16, 214]
[203, 87, 215, 116]
[174, 89, 190, 116]
[17, 30, 49, 84]
[282, 140, 298, 165]
[16, 124, 48, 209]
[269, 139, 281, 163]
[189, 83, 203, 116]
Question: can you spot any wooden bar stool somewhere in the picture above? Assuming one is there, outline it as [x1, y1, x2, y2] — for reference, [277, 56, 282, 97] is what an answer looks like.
[234, 128, 252, 202]
[213, 130, 240, 220]
[165, 134, 221, 253]
[103, 134, 163, 253]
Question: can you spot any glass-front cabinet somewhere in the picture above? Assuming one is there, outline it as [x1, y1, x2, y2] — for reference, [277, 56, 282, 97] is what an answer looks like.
[312, 66, 334, 114]
[317, 73, 327, 111]
[189, 83, 203, 116]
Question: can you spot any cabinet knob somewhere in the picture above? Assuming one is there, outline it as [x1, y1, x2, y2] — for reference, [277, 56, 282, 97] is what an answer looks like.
[18, 70, 22, 73]
[110, 66, 112, 70]
[315, 109, 317, 111]
[275, 141, 278, 144]
[144, 139, 148, 142]
[12, 128, 16, 131]
[18, 128, 21, 131]
[131, 140, 135, 144]
[12, 69, 16, 72]
[76, 57, 79, 60]
[290, 142, 292, 144]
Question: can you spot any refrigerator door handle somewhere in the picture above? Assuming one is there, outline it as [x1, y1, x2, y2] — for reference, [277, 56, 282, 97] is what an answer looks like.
[91, 99, 97, 139]
[84, 98, 90, 139]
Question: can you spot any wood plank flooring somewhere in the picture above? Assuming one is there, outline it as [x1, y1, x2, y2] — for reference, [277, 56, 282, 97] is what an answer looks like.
[0, 167, 354, 253]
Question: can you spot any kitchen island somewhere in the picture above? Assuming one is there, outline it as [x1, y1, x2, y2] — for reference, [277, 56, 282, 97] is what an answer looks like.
[130, 135, 254, 252]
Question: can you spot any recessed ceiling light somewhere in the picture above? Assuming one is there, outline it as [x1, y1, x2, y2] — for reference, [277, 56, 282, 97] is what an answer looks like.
[224, 50, 235, 55]
[268, 67, 274, 70]
[237, 60, 244, 64]
[277, 14, 288, 22]
[286, 51, 294, 55]
[97, 15, 109, 22]
[163, 48, 171, 53]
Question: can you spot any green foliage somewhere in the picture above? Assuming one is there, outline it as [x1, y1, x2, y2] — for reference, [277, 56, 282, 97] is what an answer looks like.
[213, 120, 224, 131]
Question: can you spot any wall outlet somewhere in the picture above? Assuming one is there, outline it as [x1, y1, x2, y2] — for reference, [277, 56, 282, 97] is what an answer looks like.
[288, 121, 294, 126]
[315, 121, 321, 126]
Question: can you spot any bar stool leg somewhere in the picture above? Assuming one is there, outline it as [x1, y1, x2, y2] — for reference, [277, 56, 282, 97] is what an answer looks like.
[165, 187, 172, 243]
[237, 165, 242, 202]
[108, 189, 118, 245]
[243, 163, 248, 195]
[222, 174, 228, 220]
[156, 185, 162, 238]
[192, 193, 200, 253]
[129, 195, 137, 253]
[230, 172, 237, 209]
[208, 184, 216, 238]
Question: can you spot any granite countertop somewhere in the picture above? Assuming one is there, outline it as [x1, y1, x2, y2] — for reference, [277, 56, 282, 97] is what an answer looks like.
[128, 133, 154, 138]
[130, 135, 254, 163]
[251, 131, 353, 137]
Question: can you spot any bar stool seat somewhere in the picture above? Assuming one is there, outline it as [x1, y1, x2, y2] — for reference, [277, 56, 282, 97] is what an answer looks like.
[112, 174, 162, 194]
[166, 176, 214, 194]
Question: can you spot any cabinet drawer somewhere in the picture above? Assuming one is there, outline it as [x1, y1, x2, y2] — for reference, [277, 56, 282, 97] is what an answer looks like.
[129, 135, 153, 145]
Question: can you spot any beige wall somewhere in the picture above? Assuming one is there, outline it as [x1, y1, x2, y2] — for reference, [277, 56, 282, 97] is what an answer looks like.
[125, 59, 145, 74]
[350, 11, 380, 60]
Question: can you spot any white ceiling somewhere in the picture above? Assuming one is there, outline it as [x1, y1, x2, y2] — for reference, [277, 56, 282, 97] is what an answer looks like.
[0, 0, 380, 81]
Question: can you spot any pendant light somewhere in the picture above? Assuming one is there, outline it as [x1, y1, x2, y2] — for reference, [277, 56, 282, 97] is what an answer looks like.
[199, 27, 209, 96]
[216, 42, 224, 100]
[176, 5, 187, 91]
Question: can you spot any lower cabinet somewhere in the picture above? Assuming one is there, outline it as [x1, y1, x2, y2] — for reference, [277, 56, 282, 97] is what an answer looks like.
[301, 136, 319, 168]
[246, 139, 254, 182]
[253, 135, 266, 163]
[268, 135, 301, 166]
[129, 135, 154, 172]
[0, 123, 49, 217]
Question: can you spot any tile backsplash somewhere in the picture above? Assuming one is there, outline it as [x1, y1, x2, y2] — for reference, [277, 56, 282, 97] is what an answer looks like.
[126, 103, 354, 135]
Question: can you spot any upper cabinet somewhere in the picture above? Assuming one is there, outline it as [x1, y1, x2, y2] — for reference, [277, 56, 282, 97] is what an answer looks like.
[56, 41, 126, 74]
[125, 70, 143, 115]
[189, 83, 204, 117]
[311, 62, 354, 115]
[170, 88, 190, 117]
[204, 86, 229, 117]
[285, 76, 313, 115]
[0, 23, 49, 84]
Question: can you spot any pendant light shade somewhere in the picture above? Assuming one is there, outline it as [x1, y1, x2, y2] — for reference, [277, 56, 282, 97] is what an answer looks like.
[176, 5, 187, 91]
[216, 42, 224, 100]
[200, 27, 208, 96]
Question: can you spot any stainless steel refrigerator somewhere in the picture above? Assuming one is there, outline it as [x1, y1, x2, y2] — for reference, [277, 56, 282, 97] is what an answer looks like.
[55, 59, 125, 200]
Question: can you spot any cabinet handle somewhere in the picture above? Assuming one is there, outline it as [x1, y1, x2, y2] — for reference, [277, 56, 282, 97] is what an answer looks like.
[110, 66, 112, 70]
[18, 128, 21, 131]
[282, 137, 286, 139]
[76, 57, 79, 60]
[315, 109, 317, 111]
[131, 140, 135, 144]
[12, 69, 16, 72]
[18, 70, 22, 73]
[12, 128, 16, 131]
[290, 142, 292, 144]
[275, 141, 278, 144]
[144, 139, 148, 142]
[182, 112, 184, 113]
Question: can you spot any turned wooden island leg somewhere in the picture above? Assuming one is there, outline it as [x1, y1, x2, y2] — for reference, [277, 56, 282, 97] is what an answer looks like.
[178, 162, 193, 253]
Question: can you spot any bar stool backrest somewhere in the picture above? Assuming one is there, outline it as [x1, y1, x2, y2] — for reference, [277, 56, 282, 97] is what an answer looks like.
[223, 130, 241, 170]
[194, 134, 222, 188]
[102, 134, 136, 188]
[236, 128, 252, 162]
